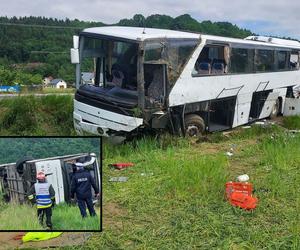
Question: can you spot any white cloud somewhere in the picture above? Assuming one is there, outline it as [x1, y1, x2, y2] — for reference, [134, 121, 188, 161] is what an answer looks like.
[0, 0, 299, 39]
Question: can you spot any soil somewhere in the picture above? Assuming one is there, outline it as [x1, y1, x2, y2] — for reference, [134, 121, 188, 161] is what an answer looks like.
[103, 201, 127, 230]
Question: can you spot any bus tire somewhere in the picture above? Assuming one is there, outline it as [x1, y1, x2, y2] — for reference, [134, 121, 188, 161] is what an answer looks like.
[184, 114, 205, 137]
[270, 99, 280, 119]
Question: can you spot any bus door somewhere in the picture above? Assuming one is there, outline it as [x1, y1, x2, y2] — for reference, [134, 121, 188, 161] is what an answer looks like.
[208, 96, 237, 132]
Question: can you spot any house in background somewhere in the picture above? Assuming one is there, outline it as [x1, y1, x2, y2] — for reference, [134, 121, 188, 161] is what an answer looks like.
[43, 76, 54, 86]
[49, 79, 67, 89]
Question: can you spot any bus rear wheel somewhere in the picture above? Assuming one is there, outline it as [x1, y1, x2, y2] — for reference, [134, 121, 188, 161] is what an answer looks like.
[184, 114, 205, 137]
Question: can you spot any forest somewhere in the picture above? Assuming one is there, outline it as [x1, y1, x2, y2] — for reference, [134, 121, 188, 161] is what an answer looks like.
[0, 137, 101, 164]
[0, 14, 253, 86]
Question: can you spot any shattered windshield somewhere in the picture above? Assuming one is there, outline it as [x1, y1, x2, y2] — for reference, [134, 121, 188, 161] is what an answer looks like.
[144, 39, 198, 85]
[80, 36, 139, 91]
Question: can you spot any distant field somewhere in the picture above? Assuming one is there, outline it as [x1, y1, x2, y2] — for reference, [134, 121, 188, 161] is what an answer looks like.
[85, 119, 300, 249]
[0, 202, 100, 231]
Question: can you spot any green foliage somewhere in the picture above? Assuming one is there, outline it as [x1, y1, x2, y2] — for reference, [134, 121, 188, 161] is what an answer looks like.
[282, 115, 300, 129]
[0, 137, 100, 164]
[119, 14, 253, 38]
[0, 95, 76, 136]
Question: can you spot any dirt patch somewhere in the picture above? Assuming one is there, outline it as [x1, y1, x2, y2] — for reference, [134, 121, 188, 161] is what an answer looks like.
[0, 232, 92, 249]
[103, 202, 128, 230]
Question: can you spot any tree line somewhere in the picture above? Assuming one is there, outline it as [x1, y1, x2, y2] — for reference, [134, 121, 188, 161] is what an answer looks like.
[0, 14, 255, 86]
[0, 138, 100, 164]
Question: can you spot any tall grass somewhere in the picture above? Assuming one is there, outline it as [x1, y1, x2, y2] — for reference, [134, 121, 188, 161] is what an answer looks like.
[98, 123, 300, 249]
[0, 202, 100, 230]
[0, 95, 75, 135]
[282, 115, 300, 129]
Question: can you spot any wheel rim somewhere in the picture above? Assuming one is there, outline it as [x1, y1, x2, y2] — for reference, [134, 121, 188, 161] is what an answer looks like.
[186, 125, 200, 137]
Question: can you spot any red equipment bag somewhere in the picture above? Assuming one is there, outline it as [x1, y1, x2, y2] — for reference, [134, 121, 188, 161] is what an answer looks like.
[109, 162, 134, 170]
[225, 182, 258, 210]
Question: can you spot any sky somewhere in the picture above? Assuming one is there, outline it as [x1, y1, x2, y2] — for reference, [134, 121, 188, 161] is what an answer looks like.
[0, 0, 299, 39]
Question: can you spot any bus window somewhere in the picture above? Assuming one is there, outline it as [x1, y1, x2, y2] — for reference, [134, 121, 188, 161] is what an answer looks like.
[192, 45, 228, 76]
[276, 51, 289, 70]
[255, 49, 274, 72]
[290, 52, 300, 70]
[230, 48, 254, 73]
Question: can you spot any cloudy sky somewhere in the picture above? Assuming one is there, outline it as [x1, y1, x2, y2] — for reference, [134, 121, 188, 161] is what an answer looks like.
[1, 0, 299, 39]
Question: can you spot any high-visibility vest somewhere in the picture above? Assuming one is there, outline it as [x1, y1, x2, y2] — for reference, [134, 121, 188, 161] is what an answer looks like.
[34, 182, 52, 209]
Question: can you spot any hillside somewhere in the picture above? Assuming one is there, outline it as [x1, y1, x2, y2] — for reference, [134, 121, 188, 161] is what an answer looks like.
[0, 14, 252, 86]
[0, 137, 100, 164]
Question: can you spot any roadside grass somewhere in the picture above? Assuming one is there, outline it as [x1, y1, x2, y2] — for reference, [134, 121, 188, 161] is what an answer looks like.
[41, 87, 75, 94]
[282, 115, 300, 129]
[52, 203, 101, 231]
[0, 202, 100, 230]
[0, 95, 76, 135]
[93, 121, 300, 249]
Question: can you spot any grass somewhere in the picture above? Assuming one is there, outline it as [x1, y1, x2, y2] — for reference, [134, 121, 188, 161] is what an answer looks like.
[0, 93, 299, 248]
[0, 95, 76, 135]
[0, 202, 100, 231]
[88, 121, 300, 249]
[282, 115, 300, 130]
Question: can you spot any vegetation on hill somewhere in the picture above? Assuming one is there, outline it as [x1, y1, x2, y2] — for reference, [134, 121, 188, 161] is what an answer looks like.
[119, 14, 252, 38]
[0, 137, 100, 164]
[0, 14, 252, 86]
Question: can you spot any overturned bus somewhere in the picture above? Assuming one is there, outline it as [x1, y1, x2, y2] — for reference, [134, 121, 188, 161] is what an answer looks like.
[0, 153, 100, 204]
[71, 26, 300, 139]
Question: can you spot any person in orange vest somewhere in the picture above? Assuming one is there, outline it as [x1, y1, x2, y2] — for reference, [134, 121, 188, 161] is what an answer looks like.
[27, 172, 56, 230]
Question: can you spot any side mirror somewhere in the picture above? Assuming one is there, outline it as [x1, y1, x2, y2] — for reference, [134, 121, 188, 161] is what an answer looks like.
[73, 35, 79, 49]
[70, 48, 79, 64]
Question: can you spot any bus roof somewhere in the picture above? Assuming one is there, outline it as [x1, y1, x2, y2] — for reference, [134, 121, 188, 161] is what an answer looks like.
[82, 26, 300, 50]
[82, 26, 200, 41]
[203, 34, 300, 50]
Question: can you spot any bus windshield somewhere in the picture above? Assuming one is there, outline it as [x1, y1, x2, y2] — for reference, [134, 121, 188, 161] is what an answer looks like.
[80, 36, 139, 91]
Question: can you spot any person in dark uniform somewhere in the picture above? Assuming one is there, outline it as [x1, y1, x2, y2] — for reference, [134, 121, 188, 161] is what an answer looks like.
[71, 162, 99, 218]
[28, 172, 56, 230]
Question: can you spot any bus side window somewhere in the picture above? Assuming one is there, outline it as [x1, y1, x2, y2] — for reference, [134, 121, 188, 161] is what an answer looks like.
[192, 45, 228, 76]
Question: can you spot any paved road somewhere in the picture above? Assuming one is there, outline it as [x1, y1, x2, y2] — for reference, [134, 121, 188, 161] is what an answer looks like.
[0, 93, 74, 99]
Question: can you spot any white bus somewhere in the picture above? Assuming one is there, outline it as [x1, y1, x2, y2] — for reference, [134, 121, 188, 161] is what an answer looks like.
[71, 26, 300, 138]
[0, 153, 101, 204]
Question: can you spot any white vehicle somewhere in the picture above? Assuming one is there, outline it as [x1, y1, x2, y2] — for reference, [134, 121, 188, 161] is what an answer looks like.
[71, 27, 300, 138]
[0, 153, 101, 204]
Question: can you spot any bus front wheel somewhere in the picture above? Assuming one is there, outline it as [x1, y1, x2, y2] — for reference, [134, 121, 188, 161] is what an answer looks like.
[184, 114, 205, 137]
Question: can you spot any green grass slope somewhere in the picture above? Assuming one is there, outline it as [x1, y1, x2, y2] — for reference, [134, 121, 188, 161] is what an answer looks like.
[87, 120, 300, 249]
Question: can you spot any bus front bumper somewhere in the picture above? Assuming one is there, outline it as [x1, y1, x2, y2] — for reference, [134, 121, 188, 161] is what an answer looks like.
[73, 100, 143, 137]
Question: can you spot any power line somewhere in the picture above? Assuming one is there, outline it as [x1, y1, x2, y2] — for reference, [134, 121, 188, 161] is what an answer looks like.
[0, 22, 86, 30]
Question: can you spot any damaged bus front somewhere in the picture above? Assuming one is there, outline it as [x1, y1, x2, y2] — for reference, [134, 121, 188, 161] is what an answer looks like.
[71, 27, 199, 137]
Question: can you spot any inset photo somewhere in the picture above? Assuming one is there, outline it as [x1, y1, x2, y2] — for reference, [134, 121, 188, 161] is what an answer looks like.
[0, 137, 101, 231]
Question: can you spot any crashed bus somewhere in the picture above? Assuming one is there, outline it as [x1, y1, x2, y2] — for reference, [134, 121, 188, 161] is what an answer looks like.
[71, 26, 300, 138]
[0, 153, 100, 204]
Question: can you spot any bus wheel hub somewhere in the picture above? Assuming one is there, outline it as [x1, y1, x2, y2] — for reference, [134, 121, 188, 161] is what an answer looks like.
[186, 125, 199, 137]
